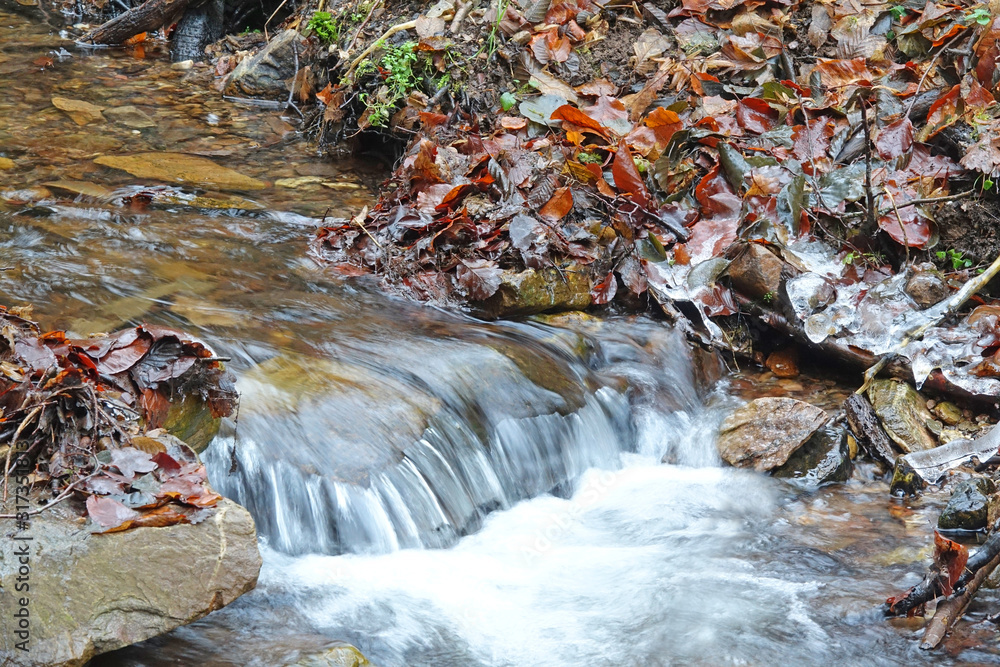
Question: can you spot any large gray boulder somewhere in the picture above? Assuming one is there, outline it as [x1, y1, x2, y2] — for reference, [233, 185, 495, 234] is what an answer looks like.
[224, 29, 304, 99]
[0, 498, 261, 667]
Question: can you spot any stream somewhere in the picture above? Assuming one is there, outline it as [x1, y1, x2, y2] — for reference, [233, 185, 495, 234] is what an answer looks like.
[3, 5, 1000, 665]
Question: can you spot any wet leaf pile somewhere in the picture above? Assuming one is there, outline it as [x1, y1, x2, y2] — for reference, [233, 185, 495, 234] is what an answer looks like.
[304, 0, 1000, 396]
[0, 306, 236, 531]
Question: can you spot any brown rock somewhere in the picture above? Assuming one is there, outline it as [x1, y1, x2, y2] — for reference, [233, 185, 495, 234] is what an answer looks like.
[905, 265, 950, 308]
[726, 243, 786, 301]
[765, 348, 799, 378]
[717, 397, 829, 471]
[867, 379, 938, 453]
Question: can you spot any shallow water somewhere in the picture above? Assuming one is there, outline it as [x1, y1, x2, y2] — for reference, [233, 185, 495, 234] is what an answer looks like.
[2, 5, 999, 666]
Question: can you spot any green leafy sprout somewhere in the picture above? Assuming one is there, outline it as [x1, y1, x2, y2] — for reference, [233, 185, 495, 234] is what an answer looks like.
[578, 152, 603, 164]
[308, 11, 341, 45]
[966, 6, 992, 25]
[936, 248, 973, 270]
[357, 40, 420, 127]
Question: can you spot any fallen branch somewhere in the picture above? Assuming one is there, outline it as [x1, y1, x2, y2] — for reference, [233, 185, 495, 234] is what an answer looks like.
[345, 20, 418, 79]
[858, 250, 1000, 395]
[883, 530, 1000, 617]
[79, 0, 193, 45]
[921, 551, 1000, 649]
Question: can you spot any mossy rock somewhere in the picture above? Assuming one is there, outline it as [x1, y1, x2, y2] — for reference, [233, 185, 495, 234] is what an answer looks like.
[294, 642, 372, 667]
[867, 379, 938, 453]
[477, 267, 591, 318]
[157, 393, 221, 453]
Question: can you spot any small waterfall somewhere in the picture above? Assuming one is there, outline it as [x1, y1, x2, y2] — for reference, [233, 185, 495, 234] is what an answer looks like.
[204, 318, 707, 556]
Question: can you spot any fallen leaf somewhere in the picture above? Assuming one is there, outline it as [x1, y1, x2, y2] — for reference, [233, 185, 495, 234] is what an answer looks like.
[456, 259, 502, 300]
[933, 530, 969, 596]
[87, 495, 139, 531]
[876, 117, 914, 160]
[539, 186, 574, 221]
[612, 140, 650, 208]
[591, 272, 618, 304]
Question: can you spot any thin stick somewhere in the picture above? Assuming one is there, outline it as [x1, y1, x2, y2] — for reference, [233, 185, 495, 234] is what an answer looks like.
[345, 0, 384, 53]
[345, 20, 418, 79]
[0, 472, 101, 519]
[921, 551, 1000, 649]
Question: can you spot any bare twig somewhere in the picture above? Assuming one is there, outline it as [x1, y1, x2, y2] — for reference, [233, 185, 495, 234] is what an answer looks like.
[921, 551, 1000, 650]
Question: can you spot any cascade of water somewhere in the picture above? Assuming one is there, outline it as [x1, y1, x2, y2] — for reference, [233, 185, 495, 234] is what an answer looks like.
[203, 321, 705, 556]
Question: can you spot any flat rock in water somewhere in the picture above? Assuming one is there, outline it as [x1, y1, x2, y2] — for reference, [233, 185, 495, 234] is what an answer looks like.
[51, 96, 104, 125]
[477, 266, 592, 318]
[0, 498, 261, 667]
[294, 642, 373, 666]
[867, 378, 938, 453]
[94, 153, 266, 191]
[717, 397, 828, 472]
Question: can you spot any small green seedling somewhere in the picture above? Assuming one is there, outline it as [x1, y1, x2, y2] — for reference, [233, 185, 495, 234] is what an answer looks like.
[500, 91, 517, 112]
[936, 248, 973, 270]
[966, 7, 992, 25]
[308, 12, 341, 45]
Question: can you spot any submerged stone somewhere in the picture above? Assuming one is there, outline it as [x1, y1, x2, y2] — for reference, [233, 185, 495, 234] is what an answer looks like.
[294, 642, 373, 666]
[938, 478, 996, 531]
[716, 397, 828, 472]
[867, 379, 938, 453]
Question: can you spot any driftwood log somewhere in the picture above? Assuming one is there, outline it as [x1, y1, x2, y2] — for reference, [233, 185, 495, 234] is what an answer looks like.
[844, 393, 897, 470]
[79, 0, 194, 45]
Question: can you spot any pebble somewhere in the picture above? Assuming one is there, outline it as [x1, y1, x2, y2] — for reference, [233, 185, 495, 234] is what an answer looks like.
[171, 60, 194, 71]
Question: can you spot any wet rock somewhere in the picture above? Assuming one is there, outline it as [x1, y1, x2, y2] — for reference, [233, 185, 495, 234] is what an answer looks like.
[478, 266, 591, 318]
[932, 401, 963, 426]
[0, 498, 261, 667]
[103, 105, 155, 129]
[938, 478, 996, 531]
[773, 425, 853, 486]
[224, 29, 304, 99]
[294, 642, 373, 666]
[725, 243, 786, 301]
[159, 392, 222, 452]
[890, 455, 923, 496]
[716, 397, 828, 471]
[765, 347, 799, 378]
[867, 379, 938, 453]
[94, 153, 266, 191]
[905, 264, 950, 308]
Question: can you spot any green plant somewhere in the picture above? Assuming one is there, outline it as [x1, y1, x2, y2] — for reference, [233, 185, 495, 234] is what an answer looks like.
[358, 40, 419, 127]
[308, 11, 341, 45]
[889, 5, 907, 20]
[762, 291, 775, 303]
[578, 152, 603, 164]
[633, 156, 650, 174]
[936, 248, 973, 270]
[500, 91, 517, 112]
[966, 6, 992, 25]
[843, 250, 885, 266]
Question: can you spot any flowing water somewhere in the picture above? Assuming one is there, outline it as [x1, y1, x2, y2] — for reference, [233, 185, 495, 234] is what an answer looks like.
[3, 6, 1000, 665]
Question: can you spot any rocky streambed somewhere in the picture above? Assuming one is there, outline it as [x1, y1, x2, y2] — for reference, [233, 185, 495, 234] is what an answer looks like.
[6, 4, 1000, 665]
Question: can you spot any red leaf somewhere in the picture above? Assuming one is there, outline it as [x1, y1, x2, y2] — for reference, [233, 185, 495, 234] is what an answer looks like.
[612, 140, 650, 208]
[791, 122, 834, 163]
[811, 57, 872, 87]
[152, 451, 182, 474]
[539, 186, 574, 222]
[877, 185, 933, 248]
[551, 104, 609, 138]
[97, 333, 153, 375]
[933, 530, 969, 596]
[875, 117, 914, 160]
[736, 98, 778, 134]
[110, 447, 157, 480]
[926, 85, 961, 135]
[591, 272, 617, 304]
[87, 495, 139, 531]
